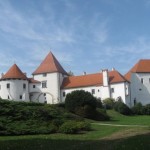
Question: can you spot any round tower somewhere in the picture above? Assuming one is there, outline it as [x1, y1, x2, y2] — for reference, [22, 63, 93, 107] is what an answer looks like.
[0, 64, 29, 101]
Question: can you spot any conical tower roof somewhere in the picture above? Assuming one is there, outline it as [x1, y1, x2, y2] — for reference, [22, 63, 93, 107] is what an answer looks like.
[32, 52, 68, 75]
[1, 64, 28, 80]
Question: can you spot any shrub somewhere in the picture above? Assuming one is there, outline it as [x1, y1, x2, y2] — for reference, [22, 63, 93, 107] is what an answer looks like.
[76, 121, 91, 131]
[59, 121, 91, 134]
[103, 98, 115, 109]
[96, 108, 110, 120]
[59, 121, 79, 134]
[143, 104, 150, 115]
[131, 102, 143, 115]
[96, 98, 103, 108]
[114, 101, 132, 115]
[65, 90, 97, 112]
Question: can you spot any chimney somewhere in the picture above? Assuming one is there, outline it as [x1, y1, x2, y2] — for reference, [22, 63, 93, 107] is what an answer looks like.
[112, 67, 115, 71]
[24, 72, 27, 76]
[102, 69, 109, 86]
[0, 73, 4, 78]
[83, 71, 86, 75]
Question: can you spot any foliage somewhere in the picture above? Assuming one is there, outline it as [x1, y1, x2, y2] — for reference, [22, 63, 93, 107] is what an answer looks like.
[65, 90, 97, 112]
[65, 90, 109, 120]
[59, 121, 91, 134]
[0, 99, 89, 135]
[132, 103, 150, 115]
[131, 102, 143, 115]
[102, 98, 115, 109]
[0, 110, 150, 150]
[142, 104, 150, 115]
[114, 101, 132, 115]
[96, 98, 103, 108]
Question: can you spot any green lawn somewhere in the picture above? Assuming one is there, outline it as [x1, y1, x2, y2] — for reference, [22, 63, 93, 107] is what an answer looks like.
[0, 110, 149, 150]
[102, 110, 150, 126]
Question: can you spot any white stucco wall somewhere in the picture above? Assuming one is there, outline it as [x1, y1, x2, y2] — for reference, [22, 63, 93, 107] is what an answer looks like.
[130, 73, 150, 106]
[0, 79, 29, 101]
[61, 82, 129, 105]
[110, 82, 130, 106]
[61, 86, 102, 102]
[33, 72, 63, 104]
[29, 83, 45, 103]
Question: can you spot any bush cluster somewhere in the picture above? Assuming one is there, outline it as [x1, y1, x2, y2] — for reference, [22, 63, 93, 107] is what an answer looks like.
[132, 103, 150, 115]
[0, 99, 90, 135]
[59, 121, 91, 134]
[65, 90, 109, 121]
[114, 101, 132, 115]
[65, 90, 97, 112]
[102, 98, 115, 109]
[102, 97, 150, 116]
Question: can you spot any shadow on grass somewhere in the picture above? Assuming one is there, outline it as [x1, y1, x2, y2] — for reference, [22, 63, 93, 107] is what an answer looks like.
[0, 133, 149, 150]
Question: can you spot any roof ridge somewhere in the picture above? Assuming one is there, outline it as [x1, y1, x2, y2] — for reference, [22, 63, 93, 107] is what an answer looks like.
[32, 52, 68, 75]
[1, 64, 27, 80]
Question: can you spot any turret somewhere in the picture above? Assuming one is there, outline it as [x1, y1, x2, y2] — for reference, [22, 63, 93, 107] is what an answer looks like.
[0, 64, 29, 101]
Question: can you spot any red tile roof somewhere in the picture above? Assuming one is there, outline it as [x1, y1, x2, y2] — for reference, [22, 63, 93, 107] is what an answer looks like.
[28, 78, 41, 83]
[62, 70, 127, 89]
[125, 59, 150, 81]
[32, 52, 68, 75]
[1, 64, 28, 80]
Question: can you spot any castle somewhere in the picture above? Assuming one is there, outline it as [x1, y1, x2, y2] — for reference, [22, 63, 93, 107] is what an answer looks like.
[0, 52, 150, 107]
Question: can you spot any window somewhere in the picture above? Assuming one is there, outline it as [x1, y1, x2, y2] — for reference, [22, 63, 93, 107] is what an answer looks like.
[43, 73, 47, 77]
[7, 83, 10, 89]
[23, 84, 26, 89]
[92, 89, 95, 95]
[20, 95, 22, 99]
[98, 89, 100, 92]
[44, 93, 46, 96]
[149, 78, 150, 83]
[111, 88, 114, 93]
[42, 81, 47, 88]
[63, 92, 66, 97]
[134, 98, 136, 106]
[33, 85, 36, 88]
[141, 78, 144, 84]
[0, 85, 1, 90]
[8, 95, 10, 99]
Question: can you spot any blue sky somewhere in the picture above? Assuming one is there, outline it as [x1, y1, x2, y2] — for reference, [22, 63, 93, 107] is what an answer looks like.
[1, 0, 150, 76]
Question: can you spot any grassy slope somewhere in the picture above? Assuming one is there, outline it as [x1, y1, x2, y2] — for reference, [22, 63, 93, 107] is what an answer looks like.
[0, 110, 149, 150]
[104, 110, 150, 126]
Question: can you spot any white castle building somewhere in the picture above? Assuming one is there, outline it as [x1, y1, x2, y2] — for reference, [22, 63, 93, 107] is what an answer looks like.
[0, 52, 150, 107]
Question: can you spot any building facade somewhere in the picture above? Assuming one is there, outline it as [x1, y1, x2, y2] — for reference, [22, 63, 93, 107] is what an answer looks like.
[125, 60, 150, 106]
[0, 52, 149, 106]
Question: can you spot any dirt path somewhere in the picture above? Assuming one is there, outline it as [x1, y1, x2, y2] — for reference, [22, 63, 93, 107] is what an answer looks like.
[92, 123, 149, 127]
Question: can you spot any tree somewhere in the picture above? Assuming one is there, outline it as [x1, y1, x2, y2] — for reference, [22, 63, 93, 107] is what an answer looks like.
[102, 98, 115, 109]
[114, 101, 132, 115]
[65, 90, 97, 112]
